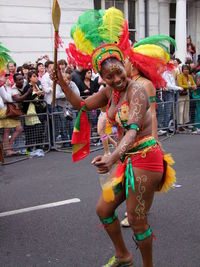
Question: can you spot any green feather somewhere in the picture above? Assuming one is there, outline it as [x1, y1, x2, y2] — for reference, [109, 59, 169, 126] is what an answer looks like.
[71, 10, 105, 49]
[134, 35, 176, 53]
[70, 23, 77, 39]
[0, 43, 13, 70]
[70, 8, 125, 50]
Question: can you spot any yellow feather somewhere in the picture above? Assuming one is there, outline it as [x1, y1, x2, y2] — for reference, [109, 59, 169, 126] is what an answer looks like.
[164, 153, 175, 165]
[73, 27, 94, 55]
[99, 7, 124, 43]
[0, 58, 6, 71]
[134, 44, 170, 62]
[159, 153, 176, 193]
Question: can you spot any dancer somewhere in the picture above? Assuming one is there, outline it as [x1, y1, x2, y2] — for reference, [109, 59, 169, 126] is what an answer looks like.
[53, 8, 176, 267]
[121, 36, 175, 227]
[97, 76, 117, 155]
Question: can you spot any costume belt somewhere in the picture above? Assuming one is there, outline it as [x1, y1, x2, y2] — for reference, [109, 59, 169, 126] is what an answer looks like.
[121, 137, 157, 198]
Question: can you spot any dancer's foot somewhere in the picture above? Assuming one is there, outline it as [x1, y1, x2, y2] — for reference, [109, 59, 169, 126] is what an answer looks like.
[121, 217, 130, 228]
[102, 255, 134, 267]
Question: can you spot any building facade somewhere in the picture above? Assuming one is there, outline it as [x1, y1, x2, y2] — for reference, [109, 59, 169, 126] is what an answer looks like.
[0, 0, 200, 65]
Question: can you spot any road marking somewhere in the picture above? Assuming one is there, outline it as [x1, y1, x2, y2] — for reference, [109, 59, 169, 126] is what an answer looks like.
[0, 198, 81, 218]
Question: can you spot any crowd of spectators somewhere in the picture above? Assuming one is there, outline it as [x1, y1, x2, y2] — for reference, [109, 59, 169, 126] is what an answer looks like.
[157, 36, 200, 135]
[0, 36, 200, 159]
[0, 55, 101, 157]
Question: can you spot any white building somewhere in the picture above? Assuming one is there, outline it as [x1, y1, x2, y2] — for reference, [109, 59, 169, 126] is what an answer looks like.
[0, 0, 199, 65]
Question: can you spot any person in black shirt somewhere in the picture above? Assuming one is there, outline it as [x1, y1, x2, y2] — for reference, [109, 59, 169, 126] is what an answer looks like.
[71, 66, 85, 94]
[80, 69, 97, 97]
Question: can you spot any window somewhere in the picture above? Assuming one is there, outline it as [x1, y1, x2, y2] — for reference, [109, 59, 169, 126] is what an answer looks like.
[128, 0, 136, 42]
[169, 3, 176, 40]
[94, 0, 101, 10]
[105, 0, 124, 13]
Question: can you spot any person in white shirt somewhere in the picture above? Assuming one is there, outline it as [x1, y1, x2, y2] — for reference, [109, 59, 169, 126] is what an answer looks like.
[61, 72, 80, 143]
[41, 60, 61, 147]
[162, 68, 183, 131]
[41, 60, 54, 111]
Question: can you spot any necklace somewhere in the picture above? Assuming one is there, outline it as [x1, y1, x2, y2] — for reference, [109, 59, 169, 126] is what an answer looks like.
[131, 73, 141, 81]
[113, 89, 120, 105]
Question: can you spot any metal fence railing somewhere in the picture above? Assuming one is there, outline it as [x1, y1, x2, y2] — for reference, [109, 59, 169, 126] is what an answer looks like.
[1, 91, 200, 165]
[0, 100, 50, 165]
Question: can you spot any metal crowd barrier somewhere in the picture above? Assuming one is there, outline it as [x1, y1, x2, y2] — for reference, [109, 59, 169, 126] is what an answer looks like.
[176, 98, 200, 134]
[0, 100, 50, 165]
[1, 91, 200, 165]
[156, 89, 200, 136]
[51, 108, 104, 153]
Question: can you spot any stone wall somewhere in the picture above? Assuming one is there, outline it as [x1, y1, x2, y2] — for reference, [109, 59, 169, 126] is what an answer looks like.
[0, 0, 93, 65]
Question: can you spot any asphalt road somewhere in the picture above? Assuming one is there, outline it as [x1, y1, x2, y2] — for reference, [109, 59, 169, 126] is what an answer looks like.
[0, 134, 199, 267]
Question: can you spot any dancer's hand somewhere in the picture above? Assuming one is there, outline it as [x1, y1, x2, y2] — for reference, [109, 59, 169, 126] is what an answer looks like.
[50, 67, 66, 88]
[91, 155, 113, 174]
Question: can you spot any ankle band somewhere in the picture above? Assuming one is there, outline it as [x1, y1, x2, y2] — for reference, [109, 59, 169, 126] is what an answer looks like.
[135, 226, 152, 241]
[99, 212, 117, 225]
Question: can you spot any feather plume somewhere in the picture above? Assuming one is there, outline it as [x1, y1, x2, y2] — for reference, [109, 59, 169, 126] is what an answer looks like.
[134, 35, 176, 54]
[99, 7, 124, 44]
[129, 49, 168, 88]
[72, 26, 94, 55]
[66, 44, 92, 69]
[0, 43, 13, 71]
[134, 44, 170, 62]
[159, 154, 176, 193]
[77, 10, 105, 48]
[118, 20, 130, 57]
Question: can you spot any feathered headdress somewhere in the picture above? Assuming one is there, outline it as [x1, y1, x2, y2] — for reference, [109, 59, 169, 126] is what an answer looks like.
[66, 7, 176, 88]
[66, 7, 130, 73]
[129, 35, 176, 88]
[0, 43, 13, 72]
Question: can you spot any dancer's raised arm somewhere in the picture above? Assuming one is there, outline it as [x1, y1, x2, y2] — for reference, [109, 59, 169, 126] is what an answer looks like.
[51, 67, 108, 110]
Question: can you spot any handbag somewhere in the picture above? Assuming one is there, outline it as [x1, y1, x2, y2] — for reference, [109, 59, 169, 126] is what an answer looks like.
[6, 103, 23, 118]
[34, 100, 47, 114]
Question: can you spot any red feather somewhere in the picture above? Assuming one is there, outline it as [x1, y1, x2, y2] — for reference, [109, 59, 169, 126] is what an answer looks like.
[129, 49, 174, 88]
[118, 20, 131, 57]
[66, 43, 92, 69]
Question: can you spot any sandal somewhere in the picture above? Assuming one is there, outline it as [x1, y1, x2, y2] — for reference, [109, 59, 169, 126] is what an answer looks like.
[121, 217, 130, 228]
[102, 255, 134, 267]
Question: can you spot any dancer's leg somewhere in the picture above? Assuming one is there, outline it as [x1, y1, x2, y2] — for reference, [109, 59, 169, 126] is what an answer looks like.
[97, 112, 110, 155]
[126, 167, 162, 267]
[96, 186, 131, 260]
[108, 135, 117, 147]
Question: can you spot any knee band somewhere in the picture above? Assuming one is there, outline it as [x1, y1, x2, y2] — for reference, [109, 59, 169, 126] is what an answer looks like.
[134, 226, 152, 241]
[99, 212, 118, 225]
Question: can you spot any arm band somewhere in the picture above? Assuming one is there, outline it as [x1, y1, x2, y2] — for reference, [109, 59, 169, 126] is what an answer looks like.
[124, 123, 140, 133]
[149, 96, 156, 103]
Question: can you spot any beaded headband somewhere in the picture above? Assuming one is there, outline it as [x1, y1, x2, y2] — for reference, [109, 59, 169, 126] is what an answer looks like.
[91, 44, 124, 73]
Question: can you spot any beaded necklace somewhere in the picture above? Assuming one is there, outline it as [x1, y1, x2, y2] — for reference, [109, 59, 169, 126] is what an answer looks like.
[131, 73, 141, 81]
